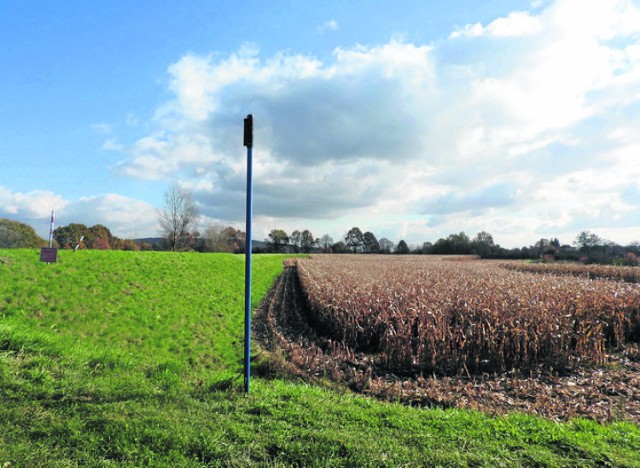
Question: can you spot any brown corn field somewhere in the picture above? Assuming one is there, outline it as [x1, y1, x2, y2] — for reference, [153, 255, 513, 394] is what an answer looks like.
[295, 255, 640, 375]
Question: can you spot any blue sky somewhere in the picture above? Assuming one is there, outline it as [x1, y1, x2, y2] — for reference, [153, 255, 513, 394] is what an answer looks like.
[2, 0, 639, 248]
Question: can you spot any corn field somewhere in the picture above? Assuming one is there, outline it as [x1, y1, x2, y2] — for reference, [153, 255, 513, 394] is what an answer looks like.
[294, 255, 640, 375]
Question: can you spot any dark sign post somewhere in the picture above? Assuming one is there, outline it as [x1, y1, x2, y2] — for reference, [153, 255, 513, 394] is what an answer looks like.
[243, 114, 253, 393]
[39, 247, 58, 263]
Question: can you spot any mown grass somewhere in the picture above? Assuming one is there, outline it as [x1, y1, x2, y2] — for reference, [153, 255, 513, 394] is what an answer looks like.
[1, 249, 639, 466]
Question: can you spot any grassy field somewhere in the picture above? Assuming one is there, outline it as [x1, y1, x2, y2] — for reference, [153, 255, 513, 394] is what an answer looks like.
[1, 249, 639, 466]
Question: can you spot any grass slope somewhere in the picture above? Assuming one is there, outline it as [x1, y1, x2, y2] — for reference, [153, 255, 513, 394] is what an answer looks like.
[0, 249, 639, 466]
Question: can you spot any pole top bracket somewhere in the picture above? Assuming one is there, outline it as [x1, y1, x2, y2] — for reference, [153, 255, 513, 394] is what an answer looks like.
[243, 114, 253, 148]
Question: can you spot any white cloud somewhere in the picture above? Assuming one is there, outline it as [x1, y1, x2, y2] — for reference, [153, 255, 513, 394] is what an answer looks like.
[102, 138, 124, 151]
[91, 123, 112, 134]
[112, 0, 640, 247]
[317, 20, 338, 33]
[451, 11, 543, 38]
[0, 187, 69, 219]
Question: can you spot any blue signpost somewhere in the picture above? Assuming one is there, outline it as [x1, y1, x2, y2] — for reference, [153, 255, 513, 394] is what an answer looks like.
[243, 114, 253, 393]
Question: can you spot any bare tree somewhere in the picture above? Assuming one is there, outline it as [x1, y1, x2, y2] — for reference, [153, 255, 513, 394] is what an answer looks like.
[204, 223, 230, 252]
[158, 184, 199, 252]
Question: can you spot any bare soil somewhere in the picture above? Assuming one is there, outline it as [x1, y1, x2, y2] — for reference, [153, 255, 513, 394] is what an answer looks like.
[254, 265, 640, 423]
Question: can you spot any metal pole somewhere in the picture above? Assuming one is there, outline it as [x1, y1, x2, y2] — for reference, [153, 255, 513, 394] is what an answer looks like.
[243, 114, 253, 393]
[48, 210, 55, 248]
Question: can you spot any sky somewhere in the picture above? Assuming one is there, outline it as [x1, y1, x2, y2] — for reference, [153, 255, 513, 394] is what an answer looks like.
[2, 0, 640, 248]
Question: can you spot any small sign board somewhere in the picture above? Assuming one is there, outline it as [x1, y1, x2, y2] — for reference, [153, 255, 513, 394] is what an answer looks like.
[40, 247, 58, 263]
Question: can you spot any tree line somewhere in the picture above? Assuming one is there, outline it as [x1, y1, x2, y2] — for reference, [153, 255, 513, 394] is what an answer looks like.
[2, 215, 638, 265]
[0, 218, 144, 251]
[252, 226, 639, 266]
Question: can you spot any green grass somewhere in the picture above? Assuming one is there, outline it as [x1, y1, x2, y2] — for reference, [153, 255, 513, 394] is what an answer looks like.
[1, 249, 639, 466]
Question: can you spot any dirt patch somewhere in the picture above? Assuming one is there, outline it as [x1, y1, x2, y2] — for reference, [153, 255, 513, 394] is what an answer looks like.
[254, 264, 640, 423]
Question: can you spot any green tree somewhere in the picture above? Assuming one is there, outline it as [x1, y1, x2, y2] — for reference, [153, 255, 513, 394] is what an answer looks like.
[89, 224, 113, 249]
[395, 239, 410, 254]
[53, 223, 92, 249]
[574, 231, 602, 251]
[267, 229, 289, 252]
[300, 229, 316, 253]
[432, 232, 472, 255]
[471, 231, 494, 257]
[331, 241, 348, 253]
[290, 230, 302, 253]
[0, 218, 45, 248]
[222, 227, 245, 253]
[363, 231, 380, 253]
[345, 227, 364, 253]
[379, 238, 394, 254]
[419, 241, 433, 254]
[318, 234, 333, 252]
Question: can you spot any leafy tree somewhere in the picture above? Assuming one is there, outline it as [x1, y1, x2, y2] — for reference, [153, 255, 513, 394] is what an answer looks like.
[158, 184, 200, 252]
[379, 238, 394, 254]
[432, 232, 472, 255]
[345, 227, 364, 253]
[473, 231, 494, 246]
[419, 241, 433, 254]
[448, 232, 471, 252]
[331, 241, 348, 253]
[318, 234, 333, 252]
[290, 230, 302, 253]
[574, 231, 602, 251]
[222, 227, 246, 253]
[267, 229, 289, 252]
[0, 218, 45, 248]
[51, 222, 123, 250]
[530, 238, 558, 259]
[89, 224, 113, 249]
[300, 230, 316, 253]
[53, 223, 92, 249]
[363, 231, 380, 253]
[471, 231, 494, 257]
[395, 239, 410, 254]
